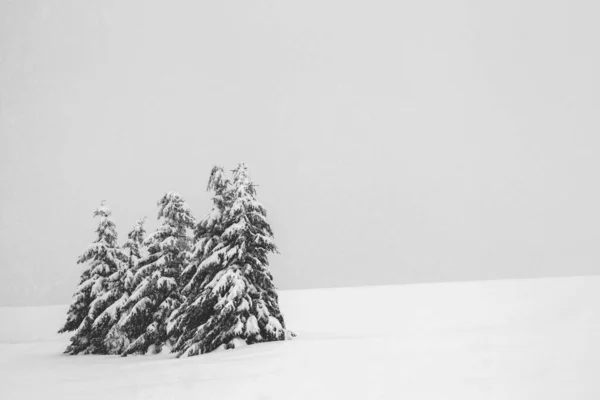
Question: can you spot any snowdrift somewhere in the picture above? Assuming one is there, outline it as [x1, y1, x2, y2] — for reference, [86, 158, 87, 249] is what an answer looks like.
[1, 276, 599, 399]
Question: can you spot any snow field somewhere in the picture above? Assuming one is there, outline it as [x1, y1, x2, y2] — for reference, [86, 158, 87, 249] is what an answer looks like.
[1, 275, 599, 399]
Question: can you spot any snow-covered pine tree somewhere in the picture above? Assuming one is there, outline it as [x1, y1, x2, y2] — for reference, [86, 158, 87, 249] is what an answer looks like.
[170, 166, 231, 353]
[172, 163, 291, 357]
[122, 217, 147, 271]
[119, 192, 195, 356]
[102, 217, 148, 354]
[59, 201, 128, 355]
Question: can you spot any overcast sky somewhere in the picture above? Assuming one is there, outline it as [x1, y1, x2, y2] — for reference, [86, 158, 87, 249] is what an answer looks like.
[1, 0, 600, 306]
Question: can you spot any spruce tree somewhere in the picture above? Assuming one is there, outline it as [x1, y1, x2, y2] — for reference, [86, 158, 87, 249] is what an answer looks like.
[172, 163, 291, 357]
[170, 166, 231, 353]
[59, 201, 127, 355]
[122, 217, 147, 271]
[102, 217, 147, 354]
[119, 192, 195, 356]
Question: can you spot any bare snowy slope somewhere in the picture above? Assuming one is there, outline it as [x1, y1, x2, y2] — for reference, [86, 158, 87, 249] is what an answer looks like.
[1, 276, 599, 399]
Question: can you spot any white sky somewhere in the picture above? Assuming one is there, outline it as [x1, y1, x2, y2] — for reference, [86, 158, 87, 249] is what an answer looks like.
[1, 0, 600, 305]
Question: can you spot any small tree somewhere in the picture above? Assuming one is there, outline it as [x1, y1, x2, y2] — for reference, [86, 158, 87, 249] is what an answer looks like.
[172, 163, 291, 357]
[102, 217, 148, 354]
[119, 192, 195, 356]
[59, 201, 127, 355]
[123, 217, 147, 269]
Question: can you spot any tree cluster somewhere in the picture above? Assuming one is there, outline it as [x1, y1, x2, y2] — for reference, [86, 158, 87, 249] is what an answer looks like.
[59, 163, 293, 357]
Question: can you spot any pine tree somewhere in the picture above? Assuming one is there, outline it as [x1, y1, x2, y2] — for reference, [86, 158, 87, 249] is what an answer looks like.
[172, 163, 291, 357]
[102, 217, 147, 354]
[59, 201, 127, 355]
[119, 192, 195, 356]
[170, 166, 231, 353]
[123, 217, 147, 271]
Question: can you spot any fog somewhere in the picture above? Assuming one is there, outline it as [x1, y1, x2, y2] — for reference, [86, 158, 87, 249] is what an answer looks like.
[1, 0, 599, 305]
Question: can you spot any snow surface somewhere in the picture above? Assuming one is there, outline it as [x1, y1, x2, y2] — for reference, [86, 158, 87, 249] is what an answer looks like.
[1, 276, 599, 399]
